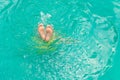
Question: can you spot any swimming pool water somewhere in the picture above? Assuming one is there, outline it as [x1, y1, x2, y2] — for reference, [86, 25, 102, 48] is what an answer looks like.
[0, 0, 120, 80]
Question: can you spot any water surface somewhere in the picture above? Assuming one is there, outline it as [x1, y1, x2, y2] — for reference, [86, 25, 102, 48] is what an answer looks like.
[0, 0, 120, 80]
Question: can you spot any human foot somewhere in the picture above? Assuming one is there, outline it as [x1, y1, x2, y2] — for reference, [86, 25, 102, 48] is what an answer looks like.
[45, 25, 53, 42]
[38, 23, 46, 40]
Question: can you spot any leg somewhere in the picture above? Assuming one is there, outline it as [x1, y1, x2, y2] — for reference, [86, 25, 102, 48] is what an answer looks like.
[38, 23, 46, 40]
[45, 25, 53, 42]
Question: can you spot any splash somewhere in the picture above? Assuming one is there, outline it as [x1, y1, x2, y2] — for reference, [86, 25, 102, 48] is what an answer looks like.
[38, 11, 52, 26]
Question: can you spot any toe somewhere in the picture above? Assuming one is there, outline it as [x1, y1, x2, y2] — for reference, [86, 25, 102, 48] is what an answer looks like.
[46, 25, 53, 33]
[38, 24, 44, 31]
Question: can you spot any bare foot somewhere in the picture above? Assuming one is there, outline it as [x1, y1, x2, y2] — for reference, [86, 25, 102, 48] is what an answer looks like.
[45, 25, 53, 42]
[38, 23, 46, 40]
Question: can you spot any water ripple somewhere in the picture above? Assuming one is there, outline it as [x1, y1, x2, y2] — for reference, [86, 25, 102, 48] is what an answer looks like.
[0, 0, 119, 80]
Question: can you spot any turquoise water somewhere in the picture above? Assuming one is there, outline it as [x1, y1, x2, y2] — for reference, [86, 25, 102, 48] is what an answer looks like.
[0, 0, 120, 80]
